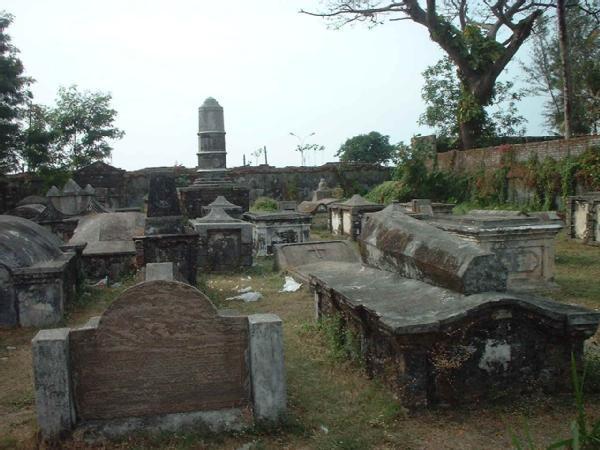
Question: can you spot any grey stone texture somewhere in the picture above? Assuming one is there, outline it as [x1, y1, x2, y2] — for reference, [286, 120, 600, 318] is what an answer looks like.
[427, 210, 564, 290]
[243, 211, 312, 256]
[0, 215, 78, 327]
[312, 178, 334, 201]
[566, 192, 600, 245]
[68, 212, 145, 280]
[309, 262, 600, 407]
[248, 314, 287, 422]
[145, 262, 182, 282]
[146, 174, 182, 218]
[73, 161, 126, 209]
[201, 195, 243, 219]
[399, 198, 455, 215]
[190, 208, 253, 271]
[179, 98, 250, 218]
[274, 240, 361, 282]
[32, 280, 286, 441]
[134, 233, 199, 286]
[359, 205, 508, 294]
[32, 328, 74, 440]
[328, 194, 383, 240]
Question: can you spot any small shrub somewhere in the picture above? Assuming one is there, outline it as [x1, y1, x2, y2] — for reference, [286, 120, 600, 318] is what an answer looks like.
[251, 196, 278, 212]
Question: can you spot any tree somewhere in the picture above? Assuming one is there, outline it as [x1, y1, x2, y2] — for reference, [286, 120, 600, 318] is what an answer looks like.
[0, 12, 32, 174]
[336, 131, 396, 164]
[295, 143, 325, 166]
[49, 85, 125, 170]
[524, 5, 600, 135]
[302, 1, 551, 149]
[20, 102, 57, 172]
[420, 57, 526, 147]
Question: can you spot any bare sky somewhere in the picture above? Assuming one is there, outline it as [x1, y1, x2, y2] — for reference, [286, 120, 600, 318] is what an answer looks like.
[4, 0, 545, 170]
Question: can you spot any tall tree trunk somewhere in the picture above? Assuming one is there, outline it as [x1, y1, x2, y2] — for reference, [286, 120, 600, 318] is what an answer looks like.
[459, 119, 480, 150]
[557, 0, 573, 139]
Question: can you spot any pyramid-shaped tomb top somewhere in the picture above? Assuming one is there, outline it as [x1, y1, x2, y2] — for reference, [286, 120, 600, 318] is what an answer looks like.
[340, 194, 380, 207]
[46, 186, 61, 197]
[195, 207, 240, 224]
[83, 184, 95, 195]
[62, 179, 82, 194]
[207, 196, 238, 208]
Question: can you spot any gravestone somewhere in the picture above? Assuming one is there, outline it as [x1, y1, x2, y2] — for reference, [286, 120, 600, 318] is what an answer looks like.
[32, 280, 286, 440]
[360, 205, 507, 294]
[135, 174, 199, 284]
[68, 212, 145, 280]
[243, 211, 312, 256]
[274, 240, 361, 282]
[427, 210, 564, 290]
[190, 207, 253, 271]
[566, 192, 600, 245]
[0, 215, 79, 327]
[328, 194, 383, 240]
[144, 174, 185, 235]
[305, 206, 600, 407]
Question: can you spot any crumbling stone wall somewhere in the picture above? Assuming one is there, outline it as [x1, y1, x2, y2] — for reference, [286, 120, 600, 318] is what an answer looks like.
[1, 163, 391, 213]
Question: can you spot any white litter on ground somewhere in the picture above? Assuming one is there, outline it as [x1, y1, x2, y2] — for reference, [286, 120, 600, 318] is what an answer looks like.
[238, 286, 252, 293]
[226, 292, 263, 302]
[280, 276, 302, 292]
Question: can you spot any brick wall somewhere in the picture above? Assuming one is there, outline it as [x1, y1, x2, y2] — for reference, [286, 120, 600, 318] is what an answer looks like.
[431, 135, 600, 173]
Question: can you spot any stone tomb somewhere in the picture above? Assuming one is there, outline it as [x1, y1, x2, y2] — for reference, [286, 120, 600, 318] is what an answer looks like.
[427, 210, 564, 291]
[274, 240, 361, 283]
[566, 192, 600, 245]
[190, 208, 253, 271]
[134, 174, 199, 285]
[32, 280, 286, 440]
[40, 179, 110, 241]
[67, 212, 145, 281]
[307, 206, 600, 407]
[243, 211, 312, 256]
[328, 194, 383, 240]
[201, 195, 243, 219]
[0, 215, 79, 327]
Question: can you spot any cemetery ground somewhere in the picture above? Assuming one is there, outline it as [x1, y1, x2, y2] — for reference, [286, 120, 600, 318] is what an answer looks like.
[0, 233, 599, 449]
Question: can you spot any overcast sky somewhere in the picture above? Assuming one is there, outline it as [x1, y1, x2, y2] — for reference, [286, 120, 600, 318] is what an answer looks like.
[4, 0, 546, 170]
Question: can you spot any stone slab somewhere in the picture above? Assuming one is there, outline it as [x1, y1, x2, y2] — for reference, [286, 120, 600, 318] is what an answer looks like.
[32, 328, 74, 439]
[274, 240, 360, 282]
[248, 314, 286, 422]
[360, 206, 507, 294]
[307, 261, 600, 336]
[69, 281, 250, 420]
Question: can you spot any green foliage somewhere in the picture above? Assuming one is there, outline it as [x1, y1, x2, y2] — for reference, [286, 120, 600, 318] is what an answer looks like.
[251, 196, 278, 212]
[524, 8, 600, 134]
[513, 354, 600, 449]
[420, 56, 526, 147]
[49, 85, 125, 170]
[0, 12, 32, 174]
[372, 140, 600, 211]
[336, 131, 396, 165]
[311, 314, 362, 364]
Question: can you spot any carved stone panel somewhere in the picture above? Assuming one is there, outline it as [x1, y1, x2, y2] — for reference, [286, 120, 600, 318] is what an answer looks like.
[70, 281, 250, 420]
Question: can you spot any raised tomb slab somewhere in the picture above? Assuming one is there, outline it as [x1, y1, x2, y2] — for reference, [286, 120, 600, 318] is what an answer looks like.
[426, 209, 564, 291]
[295, 206, 600, 407]
[243, 211, 312, 256]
